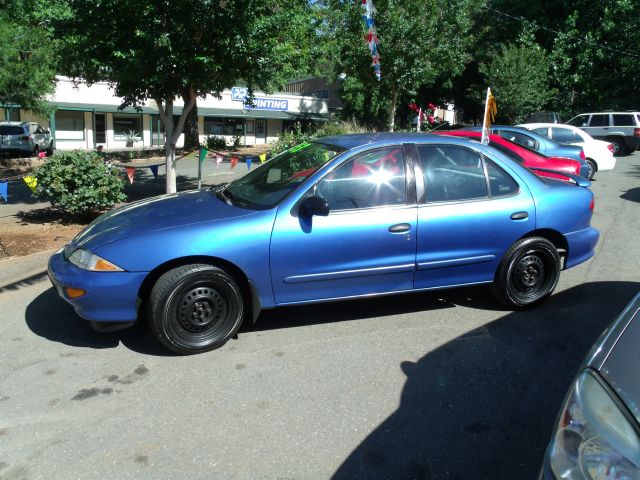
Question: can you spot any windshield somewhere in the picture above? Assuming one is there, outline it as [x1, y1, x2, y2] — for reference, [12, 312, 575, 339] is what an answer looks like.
[221, 142, 343, 209]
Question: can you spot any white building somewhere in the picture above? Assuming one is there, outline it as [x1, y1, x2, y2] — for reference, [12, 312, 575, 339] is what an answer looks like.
[0, 77, 330, 150]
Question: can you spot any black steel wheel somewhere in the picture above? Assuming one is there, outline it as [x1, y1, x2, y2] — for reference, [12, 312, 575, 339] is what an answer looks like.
[493, 237, 560, 309]
[148, 264, 245, 354]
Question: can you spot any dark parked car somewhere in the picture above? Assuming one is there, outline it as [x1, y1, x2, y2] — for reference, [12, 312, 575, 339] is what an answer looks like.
[522, 112, 563, 124]
[541, 293, 640, 479]
[48, 133, 599, 354]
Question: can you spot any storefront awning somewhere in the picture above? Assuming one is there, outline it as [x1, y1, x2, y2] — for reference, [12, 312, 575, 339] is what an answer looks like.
[49, 102, 331, 121]
[51, 102, 157, 114]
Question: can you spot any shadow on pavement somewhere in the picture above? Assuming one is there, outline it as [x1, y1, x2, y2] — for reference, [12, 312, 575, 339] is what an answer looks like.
[25, 287, 172, 356]
[245, 285, 502, 334]
[621, 186, 640, 203]
[332, 281, 640, 480]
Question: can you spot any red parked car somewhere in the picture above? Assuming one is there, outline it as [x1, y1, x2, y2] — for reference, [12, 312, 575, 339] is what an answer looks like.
[434, 130, 583, 182]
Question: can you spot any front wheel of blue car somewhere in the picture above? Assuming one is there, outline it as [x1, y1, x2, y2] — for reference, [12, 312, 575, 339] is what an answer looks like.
[148, 264, 245, 355]
[493, 237, 560, 309]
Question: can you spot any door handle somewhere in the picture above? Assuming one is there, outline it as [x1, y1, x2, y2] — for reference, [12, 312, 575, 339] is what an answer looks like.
[389, 223, 411, 233]
[510, 211, 528, 220]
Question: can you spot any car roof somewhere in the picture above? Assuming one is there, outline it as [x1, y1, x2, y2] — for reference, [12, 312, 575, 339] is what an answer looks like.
[519, 123, 580, 130]
[0, 121, 26, 126]
[314, 132, 476, 150]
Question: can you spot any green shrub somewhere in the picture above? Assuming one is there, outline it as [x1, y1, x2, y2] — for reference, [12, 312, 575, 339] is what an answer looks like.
[268, 120, 367, 156]
[206, 135, 227, 151]
[34, 150, 126, 216]
[232, 134, 242, 149]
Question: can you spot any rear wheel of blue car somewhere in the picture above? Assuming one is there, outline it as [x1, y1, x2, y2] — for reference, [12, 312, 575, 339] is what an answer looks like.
[493, 237, 560, 309]
[148, 264, 245, 355]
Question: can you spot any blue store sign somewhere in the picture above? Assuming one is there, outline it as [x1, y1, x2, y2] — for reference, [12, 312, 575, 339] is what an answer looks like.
[231, 86, 288, 111]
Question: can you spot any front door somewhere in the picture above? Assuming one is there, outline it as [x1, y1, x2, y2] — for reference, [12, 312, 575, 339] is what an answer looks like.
[255, 119, 266, 145]
[95, 114, 106, 145]
[413, 144, 534, 288]
[270, 145, 417, 304]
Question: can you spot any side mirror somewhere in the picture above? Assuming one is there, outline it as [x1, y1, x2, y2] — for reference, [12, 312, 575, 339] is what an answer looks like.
[300, 195, 329, 217]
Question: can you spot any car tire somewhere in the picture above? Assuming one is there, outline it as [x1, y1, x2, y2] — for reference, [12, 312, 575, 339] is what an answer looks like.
[148, 264, 245, 355]
[493, 237, 560, 309]
[586, 159, 596, 180]
[32, 145, 39, 157]
[46, 143, 54, 156]
[607, 137, 626, 156]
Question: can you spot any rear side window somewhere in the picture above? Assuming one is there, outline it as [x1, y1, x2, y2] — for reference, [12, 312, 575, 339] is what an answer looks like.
[567, 115, 588, 127]
[486, 160, 519, 197]
[494, 130, 538, 150]
[589, 114, 609, 127]
[551, 128, 578, 144]
[417, 145, 488, 203]
[0, 125, 25, 135]
[612, 114, 635, 126]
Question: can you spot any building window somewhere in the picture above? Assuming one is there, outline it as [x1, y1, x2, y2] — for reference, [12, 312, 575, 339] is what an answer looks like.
[113, 114, 142, 140]
[245, 120, 254, 135]
[55, 110, 85, 140]
[5, 108, 20, 122]
[203, 117, 244, 136]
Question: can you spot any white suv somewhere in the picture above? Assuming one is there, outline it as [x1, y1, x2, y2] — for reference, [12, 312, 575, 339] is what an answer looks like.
[0, 121, 53, 157]
[566, 112, 640, 155]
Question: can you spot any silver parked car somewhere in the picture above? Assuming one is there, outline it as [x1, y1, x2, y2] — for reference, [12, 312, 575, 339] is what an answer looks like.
[541, 293, 640, 479]
[567, 112, 640, 155]
[0, 121, 53, 157]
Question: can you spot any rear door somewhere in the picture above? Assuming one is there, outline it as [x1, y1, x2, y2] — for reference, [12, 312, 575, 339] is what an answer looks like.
[585, 113, 610, 139]
[413, 143, 535, 289]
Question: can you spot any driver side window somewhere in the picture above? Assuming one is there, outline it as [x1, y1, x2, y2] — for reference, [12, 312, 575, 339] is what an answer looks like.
[316, 146, 406, 210]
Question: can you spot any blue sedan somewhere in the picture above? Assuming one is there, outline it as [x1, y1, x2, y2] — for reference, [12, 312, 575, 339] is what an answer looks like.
[48, 133, 599, 354]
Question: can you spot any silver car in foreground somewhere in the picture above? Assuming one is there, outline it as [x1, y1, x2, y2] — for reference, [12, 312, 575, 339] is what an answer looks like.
[0, 121, 53, 156]
[541, 293, 640, 479]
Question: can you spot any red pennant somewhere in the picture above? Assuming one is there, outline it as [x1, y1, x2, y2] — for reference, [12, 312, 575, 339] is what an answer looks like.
[230, 157, 238, 169]
[126, 167, 135, 184]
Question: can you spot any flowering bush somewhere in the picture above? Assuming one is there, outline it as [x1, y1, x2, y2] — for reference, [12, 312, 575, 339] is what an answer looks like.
[408, 101, 442, 131]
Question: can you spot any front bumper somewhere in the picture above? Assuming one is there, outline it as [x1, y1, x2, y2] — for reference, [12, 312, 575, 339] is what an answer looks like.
[48, 251, 148, 323]
[564, 226, 600, 269]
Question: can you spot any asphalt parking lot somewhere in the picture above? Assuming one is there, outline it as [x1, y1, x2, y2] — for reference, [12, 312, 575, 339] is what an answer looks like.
[1, 152, 639, 479]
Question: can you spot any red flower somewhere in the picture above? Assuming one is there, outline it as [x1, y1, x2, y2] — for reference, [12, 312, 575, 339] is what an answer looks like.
[428, 103, 437, 112]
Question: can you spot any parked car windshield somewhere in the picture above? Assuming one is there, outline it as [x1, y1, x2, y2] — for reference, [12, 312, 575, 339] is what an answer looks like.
[221, 142, 344, 209]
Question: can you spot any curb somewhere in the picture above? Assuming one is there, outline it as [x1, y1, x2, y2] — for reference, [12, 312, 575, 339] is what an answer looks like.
[0, 249, 56, 288]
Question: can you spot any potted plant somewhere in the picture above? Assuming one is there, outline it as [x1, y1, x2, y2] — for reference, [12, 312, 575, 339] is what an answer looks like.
[124, 130, 141, 147]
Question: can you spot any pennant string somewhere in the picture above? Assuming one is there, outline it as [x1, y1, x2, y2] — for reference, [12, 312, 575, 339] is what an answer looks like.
[361, 0, 381, 80]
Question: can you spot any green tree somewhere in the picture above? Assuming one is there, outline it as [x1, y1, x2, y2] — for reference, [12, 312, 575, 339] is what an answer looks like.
[324, 0, 479, 130]
[57, 0, 314, 193]
[479, 43, 556, 123]
[0, 0, 65, 115]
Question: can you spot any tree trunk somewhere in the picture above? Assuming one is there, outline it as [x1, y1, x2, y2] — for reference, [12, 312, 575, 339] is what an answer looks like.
[155, 89, 197, 194]
[389, 86, 398, 132]
[181, 88, 200, 150]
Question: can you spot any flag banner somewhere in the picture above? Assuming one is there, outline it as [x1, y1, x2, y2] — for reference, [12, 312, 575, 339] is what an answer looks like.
[259, 153, 267, 163]
[246, 157, 252, 170]
[362, 0, 381, 80]
[230, 157, 238, 169]
[0, 182, 7, 202]
[199, 147, 208, 164]
[149, 165, 159, 179]
[23, 176, 37, 192]
[481, 87, 497, 145]
[126, 167, 136, 184]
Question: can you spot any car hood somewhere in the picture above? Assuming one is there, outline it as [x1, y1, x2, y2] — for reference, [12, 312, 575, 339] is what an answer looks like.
[587, 293, 640, 425]
[69, 189, 256, 252]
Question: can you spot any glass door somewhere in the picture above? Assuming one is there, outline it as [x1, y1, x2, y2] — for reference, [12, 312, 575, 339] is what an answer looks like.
[95, 113, 106, 145]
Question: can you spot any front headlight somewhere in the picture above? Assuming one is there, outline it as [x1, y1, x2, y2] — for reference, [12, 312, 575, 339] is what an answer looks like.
[549, 369, 640, 479]
[68, 249, 124, 272]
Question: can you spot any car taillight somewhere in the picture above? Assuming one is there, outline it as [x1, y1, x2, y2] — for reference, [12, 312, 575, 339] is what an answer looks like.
[634, 128, 640, 137]
[590, 197, 595, 211]
[607, 143, 615, 153]
[579, 149, 586, 160]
